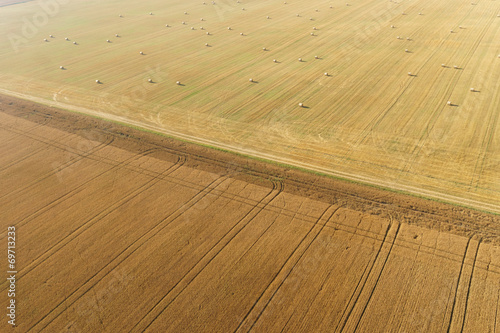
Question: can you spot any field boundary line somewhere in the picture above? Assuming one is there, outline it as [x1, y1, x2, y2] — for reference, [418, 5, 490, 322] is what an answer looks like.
[0, 89, 499, 215]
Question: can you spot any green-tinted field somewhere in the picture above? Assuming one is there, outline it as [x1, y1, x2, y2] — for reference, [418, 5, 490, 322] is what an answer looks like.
[1, 0, 499, 212]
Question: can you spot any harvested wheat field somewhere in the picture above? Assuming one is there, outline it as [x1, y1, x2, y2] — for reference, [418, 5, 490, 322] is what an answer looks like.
[1, 95, 500, 332]
[1, 0, 499, 212]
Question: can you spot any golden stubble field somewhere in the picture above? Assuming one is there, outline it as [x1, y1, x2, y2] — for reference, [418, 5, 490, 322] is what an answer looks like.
[0, 0, 499, 211]
[1, 98, 500, 332]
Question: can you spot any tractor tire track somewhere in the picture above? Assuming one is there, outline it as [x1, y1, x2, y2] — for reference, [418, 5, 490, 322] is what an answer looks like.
[0, 155, 186, 293]
[0, 148, 166, 235]
[446, 238, 481, 333]
[334, 220, 394, 332]
[404, 8, 498, 174]
[351, 223, 401, 332]
[444, 237, 471, 332]
[0, 125, 115, 200]
[237, 204, 343, 332]
[460, 239, 481, 332]
[30, 171, 235, 332]
[133, 179, 284, 333]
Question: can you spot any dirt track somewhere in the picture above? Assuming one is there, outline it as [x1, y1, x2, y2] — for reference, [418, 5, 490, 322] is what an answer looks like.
[1, 94, 500, 332]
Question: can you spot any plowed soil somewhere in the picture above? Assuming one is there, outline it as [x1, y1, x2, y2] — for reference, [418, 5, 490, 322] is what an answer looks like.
[1, 94, 500, 332]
